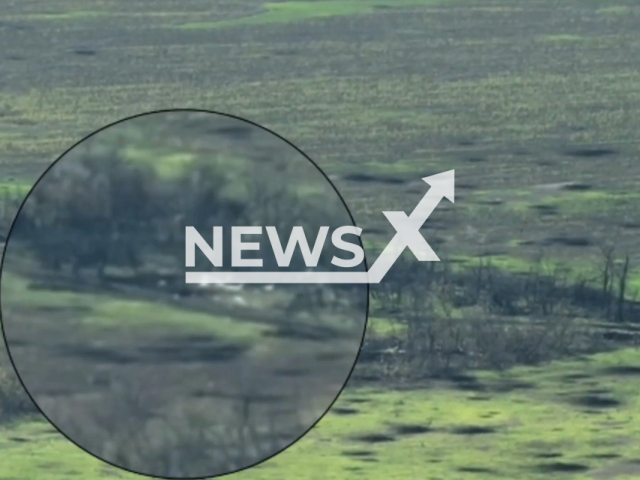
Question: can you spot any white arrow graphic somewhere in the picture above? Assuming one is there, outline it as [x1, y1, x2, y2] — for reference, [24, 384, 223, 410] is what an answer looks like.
[185, 170, 454, 284]
[365, 169, 455, 283]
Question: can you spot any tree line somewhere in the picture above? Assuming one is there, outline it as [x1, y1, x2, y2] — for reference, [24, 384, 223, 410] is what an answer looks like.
[5, 149, 354, 281]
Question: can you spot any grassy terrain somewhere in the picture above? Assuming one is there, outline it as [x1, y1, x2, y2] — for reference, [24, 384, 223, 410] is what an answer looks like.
[1, 266, 364, 477]
[2, 0, 640, 478]
[175, 0, 449, 30]
[1, 272, 270, 341]
[3, 347, 640, 479]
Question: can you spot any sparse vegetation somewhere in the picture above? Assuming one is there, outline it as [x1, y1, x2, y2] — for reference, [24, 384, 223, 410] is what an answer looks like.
[0, 111, 367, 477]
[2, 0, 640, 479]
[0, 368, 36, 422]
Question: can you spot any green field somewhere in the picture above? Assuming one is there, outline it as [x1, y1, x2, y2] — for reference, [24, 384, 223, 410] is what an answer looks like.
[4, 347, 640, 479]
[2, 0, 640, 478]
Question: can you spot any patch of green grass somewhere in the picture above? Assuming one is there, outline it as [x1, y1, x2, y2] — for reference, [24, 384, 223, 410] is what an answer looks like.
[0, 421, 133, 480]
[332, 159, 436, 179]
[5, 347, 640, 479]
[9, 11, 112, 21]
[541, 34, 586, 43]
[597, 5, 632, 15]
[1, 272, 104, 311]
[251, 346, 640, 479]
[0, 272, 268, 341]
[4, 10, 198, 22]
[452, 253, 591, 287]
[628, 267, 640, 294]
[471, 187, 640, 218]
[119, 143, 328, 203]
[367, 316, 406, 337]
[0, 182, 31, 196]
[177, 0, 446, 30]
[86, 299, 268, 341]
[176, 0, 618, 31]
[450, 253, 539, 274]
[451, 251, 640, 302]
[544, 190, 640, 215]
[121, 145, 198, 177]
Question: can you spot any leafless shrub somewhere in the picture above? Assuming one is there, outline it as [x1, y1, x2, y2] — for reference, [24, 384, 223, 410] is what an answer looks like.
[0, 367, 36, 422]
[38, 366, 308, 478]
[363, 246, 637, 380]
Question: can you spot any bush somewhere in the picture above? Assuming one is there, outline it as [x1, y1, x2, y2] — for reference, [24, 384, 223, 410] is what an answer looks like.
[363, 252, 625, 382]
[0, 367, 37, 422]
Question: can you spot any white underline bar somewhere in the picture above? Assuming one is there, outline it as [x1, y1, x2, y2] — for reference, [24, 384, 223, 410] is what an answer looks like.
[185, 271, 374, 284]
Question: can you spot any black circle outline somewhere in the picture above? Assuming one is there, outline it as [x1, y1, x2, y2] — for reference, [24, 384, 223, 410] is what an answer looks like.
[0, 108, 370, 480]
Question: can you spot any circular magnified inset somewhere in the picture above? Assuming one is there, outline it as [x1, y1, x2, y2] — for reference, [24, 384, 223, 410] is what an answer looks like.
[0, 110, 368, 479]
